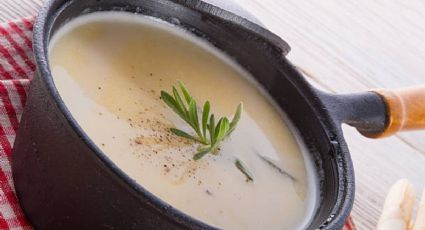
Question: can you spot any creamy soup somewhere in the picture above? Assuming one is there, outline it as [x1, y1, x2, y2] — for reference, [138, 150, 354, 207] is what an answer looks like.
[49, 12, 317, 230]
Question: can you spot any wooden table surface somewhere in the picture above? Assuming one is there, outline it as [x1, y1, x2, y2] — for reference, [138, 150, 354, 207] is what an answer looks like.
[2, 1, 425, 229]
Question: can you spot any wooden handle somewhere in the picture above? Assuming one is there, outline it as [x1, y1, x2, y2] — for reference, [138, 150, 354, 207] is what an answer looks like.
[372, 86, 425, 138]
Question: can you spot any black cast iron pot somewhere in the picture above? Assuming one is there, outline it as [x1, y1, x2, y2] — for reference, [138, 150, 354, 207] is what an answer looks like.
[13, 0, 423, 229]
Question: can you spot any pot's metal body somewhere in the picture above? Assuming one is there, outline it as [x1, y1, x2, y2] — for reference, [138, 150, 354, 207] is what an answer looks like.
[12, 0, 387, 229]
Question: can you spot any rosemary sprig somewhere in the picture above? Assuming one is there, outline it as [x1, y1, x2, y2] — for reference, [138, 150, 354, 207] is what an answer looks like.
[235, 158, 254, 182]
[161, 81, 243, 160]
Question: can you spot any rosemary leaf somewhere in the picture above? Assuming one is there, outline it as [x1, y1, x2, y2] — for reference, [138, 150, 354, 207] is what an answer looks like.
[209, 114, 216, 144]
[214, 118, 224, 141]
[202, 101, 210, 142]
[221, 118, 230, 140]
[197, 145, 211, 152]
[188, 99, 201, 136]
[173, 86, 188, 117]
[161, 91, 185, 119]
[170, 128, 199, 142]
[229, 103, 243, 134]
[179, 81, 192, 104]
[257, 154, 296, 181]
[235, 158, 254, 182]
[193, 149, 211, 161]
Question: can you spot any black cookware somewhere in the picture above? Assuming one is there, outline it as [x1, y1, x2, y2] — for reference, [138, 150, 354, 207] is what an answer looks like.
[12, 0, 424, 229]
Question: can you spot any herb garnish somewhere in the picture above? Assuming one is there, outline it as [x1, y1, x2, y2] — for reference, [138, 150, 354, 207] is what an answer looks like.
[235, 158, 254, 182]
[161, 81, 243, 160]
[257, 154, 296, 181]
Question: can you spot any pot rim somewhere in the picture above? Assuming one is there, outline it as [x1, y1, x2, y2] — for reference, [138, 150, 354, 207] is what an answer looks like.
[32, 0, 354, 229]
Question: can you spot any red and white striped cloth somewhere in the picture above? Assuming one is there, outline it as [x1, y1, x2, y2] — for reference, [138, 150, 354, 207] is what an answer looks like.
[0, 17, 357, 230]
[0, 17, 34, 229]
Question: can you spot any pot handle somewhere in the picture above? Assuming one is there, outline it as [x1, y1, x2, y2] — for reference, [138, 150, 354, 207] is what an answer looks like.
[325, 86, 425, 138]
[365, 86, 425, 138]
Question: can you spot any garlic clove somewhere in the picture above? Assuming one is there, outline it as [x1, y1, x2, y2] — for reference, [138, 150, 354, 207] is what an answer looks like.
[377, 179, 416, 230]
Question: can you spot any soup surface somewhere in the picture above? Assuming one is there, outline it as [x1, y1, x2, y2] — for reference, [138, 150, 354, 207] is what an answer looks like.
[49, 12, 317, 230]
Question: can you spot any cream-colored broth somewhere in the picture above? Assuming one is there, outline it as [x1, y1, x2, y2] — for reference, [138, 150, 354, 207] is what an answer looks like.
[49, 12, 316, 230]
